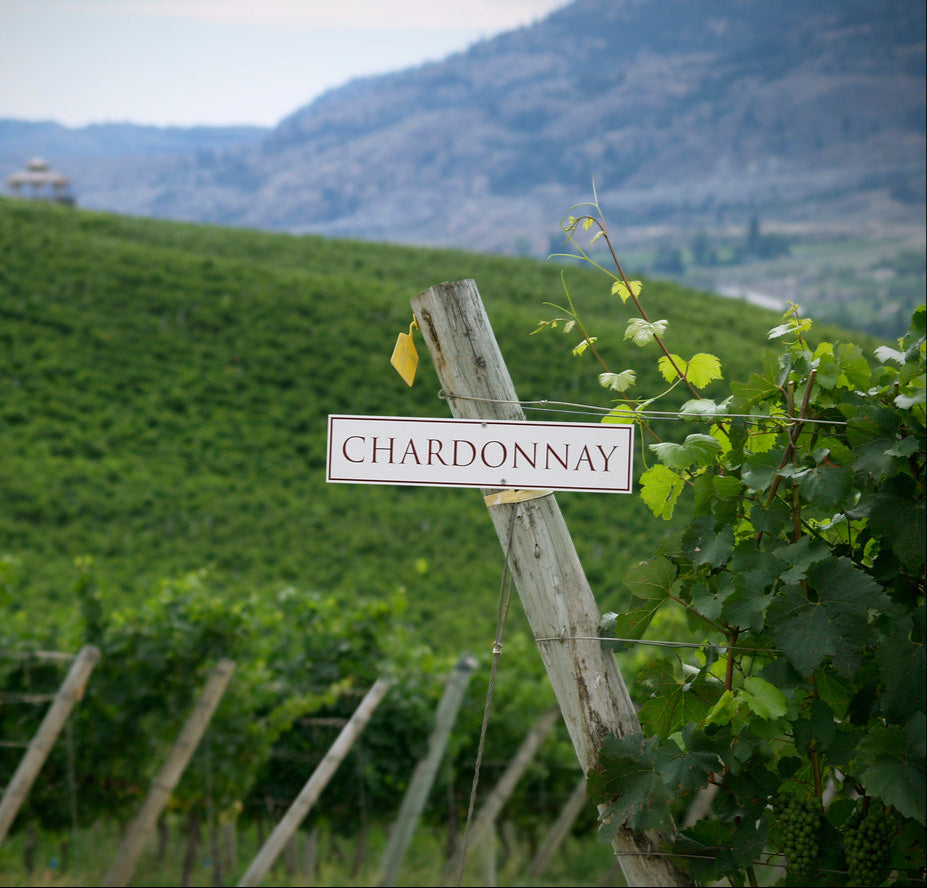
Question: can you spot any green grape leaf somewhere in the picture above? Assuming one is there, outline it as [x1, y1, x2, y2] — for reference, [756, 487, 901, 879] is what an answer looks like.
[590, 734, 675, 835]
[908, 303, 926, 337]
[730, 545, 784, 590]
[793, 696, 838, 752]
[611, 557, 675, 640]
[876, 629, 927, 723]
[673, 818, 765, 883]
[730, 372, 780, 409]
[796, 460, 853, 510]
[853, 715, 927, 825]
[812, 346, 843, 390]
[657, 353, 722, 387]
[638, 673, 723, 738]
[684, 515, 734, 567]
[686, 353, 723, 387]
[875, 345, 907, 365]
[611, 279, 643, 303]
[681, 398, 729, 418]
[847, 405, 901, 468]
[572, 336, 597, 356]
[691, 580, 734, 621]
[624, 555, 676, 601]
[654, 734, 724, 795]
[742, 445, 786, 492]
[886, 435, 920, 458]
[624, 317, 668, 346]
[639, 464, 685, 519]
[608, 601, 663, 641]
[658, 354, 687, 382]
[767, 558, 889, 676]
[895, 373, 926, 408]
[704, 690, 749, 732]
[712, 472, 743, 500]
[813, 667, 853, 720]
[768, 316, 813, 340]
[603, 405, 641, 424]
[868, 476, 927, 572]
[721, 585, 773, 633]
[739, 676, 787, 720]
[745, 418, 781, 454]
[598, 370, 636, 391]
[835, 342, 871, 388]
[775, 536, 831, 584]
[650, 433, 722, 469]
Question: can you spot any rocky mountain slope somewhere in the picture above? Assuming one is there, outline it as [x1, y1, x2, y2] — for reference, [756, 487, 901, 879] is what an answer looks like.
[3, 0, 924, 255]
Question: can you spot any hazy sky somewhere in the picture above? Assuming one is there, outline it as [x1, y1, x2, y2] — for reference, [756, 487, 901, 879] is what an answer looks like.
[0, 0, 568, 128]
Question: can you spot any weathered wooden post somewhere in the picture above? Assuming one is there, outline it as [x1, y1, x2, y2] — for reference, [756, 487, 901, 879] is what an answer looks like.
[237, 677, 391, 888]
[377, 654, 477, 887]
[101, 657, 236, 888]
[411, 280, 690, 886]
[0, 645, 100, 845]
[528, 774, 589, 878]
[441, 705, 559, 885]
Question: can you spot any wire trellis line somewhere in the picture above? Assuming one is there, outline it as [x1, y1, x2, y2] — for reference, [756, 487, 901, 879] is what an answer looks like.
[0, 692, 57, 704]
[531, 634, 782, 655]
[0, 649, 75, 661]
[436, 390, 848, 426]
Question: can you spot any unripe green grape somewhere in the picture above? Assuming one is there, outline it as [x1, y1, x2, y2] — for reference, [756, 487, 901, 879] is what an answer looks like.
[773, 793, 824, 880]
[843, 802, 894, 886]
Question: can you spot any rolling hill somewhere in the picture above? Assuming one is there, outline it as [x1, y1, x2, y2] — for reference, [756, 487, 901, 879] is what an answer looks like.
[2, 196, 881, 653]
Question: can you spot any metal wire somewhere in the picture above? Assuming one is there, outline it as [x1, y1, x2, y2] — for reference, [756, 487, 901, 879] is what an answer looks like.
[533, 635, 781, 654]
[437, 390, 848, 426]
[455, 503, 520, 887]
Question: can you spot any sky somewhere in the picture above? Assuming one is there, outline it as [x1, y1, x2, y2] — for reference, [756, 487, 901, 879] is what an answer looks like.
[0, 0, 569, 129]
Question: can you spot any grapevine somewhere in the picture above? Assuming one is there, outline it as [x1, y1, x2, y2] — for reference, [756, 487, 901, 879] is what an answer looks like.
[540, 189, 926, 887]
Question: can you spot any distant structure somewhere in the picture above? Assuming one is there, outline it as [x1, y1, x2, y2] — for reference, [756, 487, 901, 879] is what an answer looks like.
[5, 157, 75, 206]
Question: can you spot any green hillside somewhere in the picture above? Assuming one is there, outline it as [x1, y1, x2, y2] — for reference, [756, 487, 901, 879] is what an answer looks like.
[0, 197, 876, 651]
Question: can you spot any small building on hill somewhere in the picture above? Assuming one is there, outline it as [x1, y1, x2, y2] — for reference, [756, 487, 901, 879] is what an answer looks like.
[5, 157, 75, 205]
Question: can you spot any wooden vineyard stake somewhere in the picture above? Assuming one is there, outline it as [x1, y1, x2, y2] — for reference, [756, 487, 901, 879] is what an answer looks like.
[441, 705, 560, 886]
[101, 658, 236, 888]
[237, 677, 391, 888]
[528, 774, 589, 878]
[0, 645, 101, 845]
[377, 654, 477, 887]
[411, 280, 690, 887]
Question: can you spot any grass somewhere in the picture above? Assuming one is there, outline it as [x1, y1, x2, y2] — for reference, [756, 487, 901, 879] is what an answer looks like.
[0, 817, 623, 887]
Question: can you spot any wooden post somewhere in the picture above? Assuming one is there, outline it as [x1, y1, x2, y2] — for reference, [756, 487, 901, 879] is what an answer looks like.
[377, 654, 477, 887]
[101, 658, 236, 888]
[0, 645, 100, 845]
[484, 823, 497, 887]
[528, 774, 589, 878]
[237, 677, 391, 888]
[412, 280, 690, 886]
[441, 705, 559, 886]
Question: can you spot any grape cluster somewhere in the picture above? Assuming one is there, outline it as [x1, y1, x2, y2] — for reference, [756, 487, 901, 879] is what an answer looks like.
[774, 794, 823, 880]
[844, 806, 894, 885]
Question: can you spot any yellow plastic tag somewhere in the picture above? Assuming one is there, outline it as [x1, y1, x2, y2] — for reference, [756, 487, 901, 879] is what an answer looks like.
[390, 319, 419, 386]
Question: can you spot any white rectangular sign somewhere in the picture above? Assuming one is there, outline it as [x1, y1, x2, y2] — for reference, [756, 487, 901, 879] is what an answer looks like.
[327, 415, 634, 493]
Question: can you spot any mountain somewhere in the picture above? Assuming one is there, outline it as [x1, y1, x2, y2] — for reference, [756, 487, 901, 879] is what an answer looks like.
[0, 120, 268, 218]
[2, 0, 924, 256]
